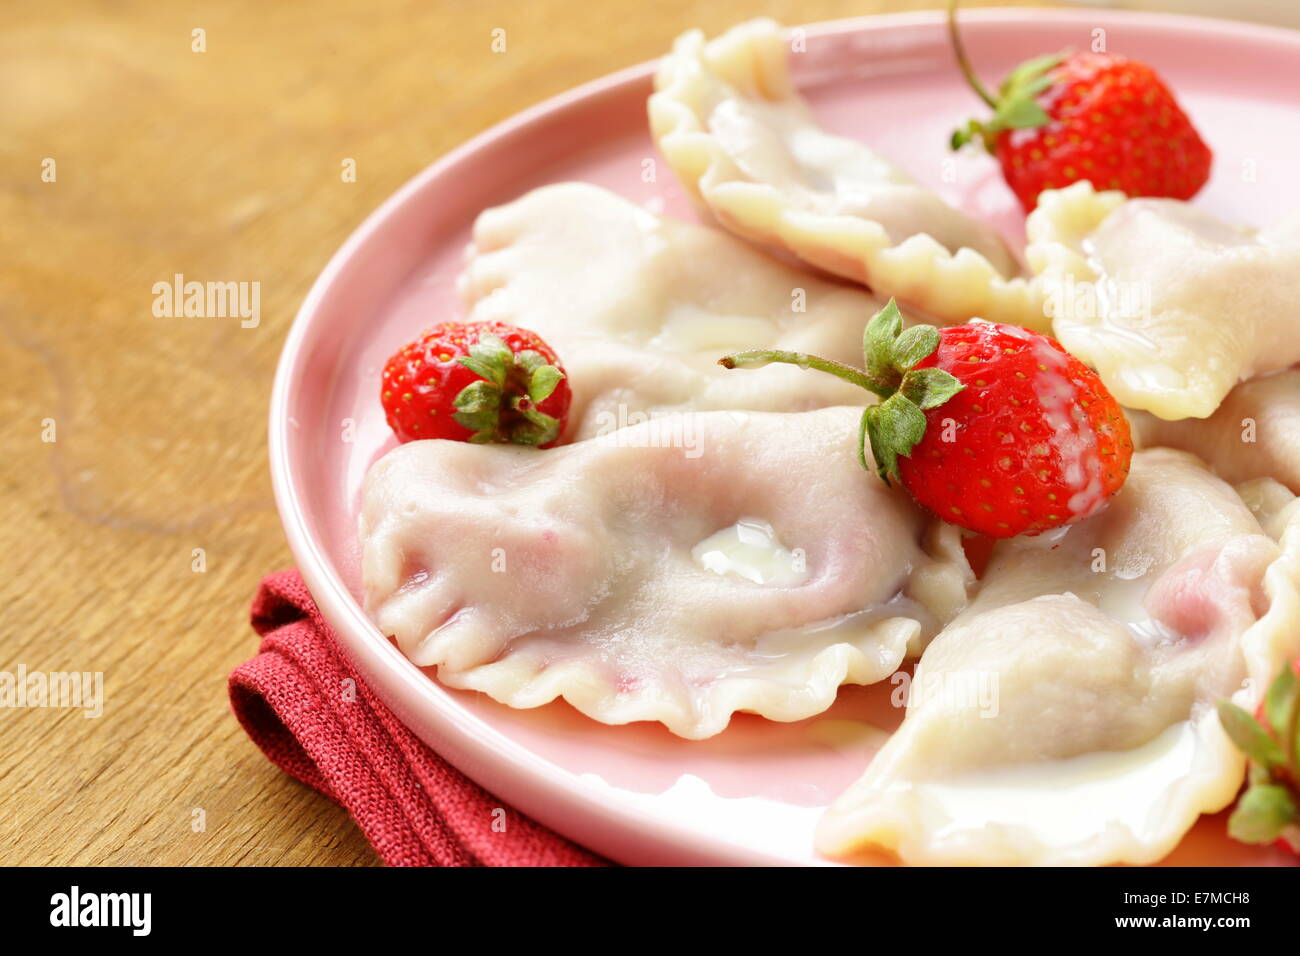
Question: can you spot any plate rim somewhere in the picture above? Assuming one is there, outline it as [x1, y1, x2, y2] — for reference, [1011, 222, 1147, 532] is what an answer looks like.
[268, 7, 1300, 866]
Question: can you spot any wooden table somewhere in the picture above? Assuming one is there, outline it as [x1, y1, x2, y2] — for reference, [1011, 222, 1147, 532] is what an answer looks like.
[1, 0, 1051, 865]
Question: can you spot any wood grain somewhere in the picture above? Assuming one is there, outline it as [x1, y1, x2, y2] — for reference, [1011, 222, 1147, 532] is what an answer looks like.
[0, 0, 1054, 865]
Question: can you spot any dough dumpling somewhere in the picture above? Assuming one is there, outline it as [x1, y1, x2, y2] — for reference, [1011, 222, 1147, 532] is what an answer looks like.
[818, 449, 1300, 865]
[1027, 181, 1300, 420]
[1131, 369, 1300, 493]
[649, 19, 1046, 330]
[360, 407, 973, 739]
[460, 182, 887, 439]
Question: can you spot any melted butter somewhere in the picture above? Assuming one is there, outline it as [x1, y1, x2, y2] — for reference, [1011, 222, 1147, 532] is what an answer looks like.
[913, 721, 1196, 846]
[716, 596, 923, 683]
[1094, 573, 1181, 648]
[691, 517, 810, 587]
[1022, 333, 1106, 518]
[649, 306, 779, 353]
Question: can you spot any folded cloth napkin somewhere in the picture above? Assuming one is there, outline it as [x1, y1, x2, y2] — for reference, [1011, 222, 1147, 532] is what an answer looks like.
[229, 569, 607, 867]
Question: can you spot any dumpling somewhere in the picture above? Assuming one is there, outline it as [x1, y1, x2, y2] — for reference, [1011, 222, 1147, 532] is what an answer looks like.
[359, 406, 973, 740]
[460, 182, 883, 440]
[1027, 181, 1300, 420]
[649, 19, 1047, 330]
[817, 449, 1300, 865]
[1131, 368, 1300, 493]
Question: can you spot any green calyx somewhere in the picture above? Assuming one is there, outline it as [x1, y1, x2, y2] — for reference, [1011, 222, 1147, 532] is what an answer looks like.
[1217, 663, 1300, 848]
[718, 298, 963, 485]
[453, 332, 565, 446]
[947, 0, 1063, 151]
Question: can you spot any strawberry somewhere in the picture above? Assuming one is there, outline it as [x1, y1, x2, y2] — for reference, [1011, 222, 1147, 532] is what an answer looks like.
[1218, 659, 1300, 856]
[946, 0, 1211, 211]
[719, 299, 1133, 538]
[381, 321, 571, 447]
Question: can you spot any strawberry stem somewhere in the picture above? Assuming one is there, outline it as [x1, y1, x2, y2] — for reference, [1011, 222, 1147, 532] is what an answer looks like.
[719, 350, 890, 398]
[1220, 664, 1300, 847]
[947, 0, 997, 109]
[719, 300, 965, 487]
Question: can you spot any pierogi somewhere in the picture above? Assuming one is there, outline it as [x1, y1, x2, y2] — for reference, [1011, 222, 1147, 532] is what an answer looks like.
[649, 19, 1048, 330]
[817, 450, 1300, 865]
[1131, 369, 1300, 494]
[351, 16, 1300, 866]
[1027, 181, 1300, 421]
[460, 183, 901, 440]
[360, 407, 973, 740]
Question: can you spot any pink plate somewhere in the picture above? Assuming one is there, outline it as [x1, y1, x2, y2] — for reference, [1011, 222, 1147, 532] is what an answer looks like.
[270, 8, 1300, 866]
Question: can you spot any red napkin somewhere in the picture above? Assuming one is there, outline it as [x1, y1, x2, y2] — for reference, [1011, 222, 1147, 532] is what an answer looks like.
[229, 570, 607, 867]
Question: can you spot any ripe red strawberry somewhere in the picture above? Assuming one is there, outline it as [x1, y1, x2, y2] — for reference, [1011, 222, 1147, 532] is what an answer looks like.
[381, 321, 571, 447]
[719, 299, 1132, 538]
[895, 321, 1132, 537]
[947, 3, 1211, 211]
[1219, 659, 1300, 856]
